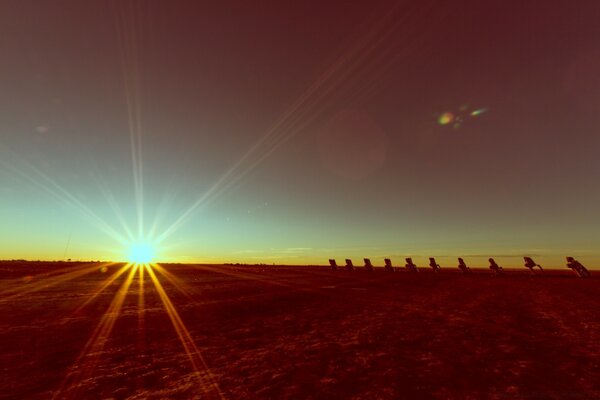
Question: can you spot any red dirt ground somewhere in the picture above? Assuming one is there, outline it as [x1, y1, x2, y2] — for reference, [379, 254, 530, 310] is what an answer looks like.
[0, 262, 598, 399]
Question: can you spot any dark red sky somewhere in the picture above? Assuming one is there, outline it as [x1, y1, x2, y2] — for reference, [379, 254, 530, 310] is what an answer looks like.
[0, 0, 599, 265]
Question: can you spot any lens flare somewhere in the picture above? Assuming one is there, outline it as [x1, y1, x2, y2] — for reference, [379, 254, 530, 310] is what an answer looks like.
[470, 108, 487, 116]
[438, 112, 454, 125]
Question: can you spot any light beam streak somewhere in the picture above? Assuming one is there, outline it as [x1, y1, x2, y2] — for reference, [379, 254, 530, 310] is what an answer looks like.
[0, 150, 129, 245]
[146, 264, 225, 399]
[154, 1, 442, 245]
[136, 263, 146, 391]
[0, 262, 115, 303]
[113, 0, 148, 242]
[53, 263, 138, 400]
[71, 263, 132, 314]
[93, 173, 136, 242]
[151, 263, 196, 300]
[137, 261, 145, 332]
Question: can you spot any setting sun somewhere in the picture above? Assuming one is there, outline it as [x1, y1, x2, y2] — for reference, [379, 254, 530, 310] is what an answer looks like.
[127, 243, 155, 264]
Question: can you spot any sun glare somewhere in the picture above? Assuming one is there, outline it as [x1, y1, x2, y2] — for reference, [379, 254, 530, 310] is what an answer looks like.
[128, 243, 155, 264]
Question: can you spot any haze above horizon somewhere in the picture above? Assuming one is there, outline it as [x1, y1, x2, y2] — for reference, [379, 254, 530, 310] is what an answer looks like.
[1, 1, 599, 267]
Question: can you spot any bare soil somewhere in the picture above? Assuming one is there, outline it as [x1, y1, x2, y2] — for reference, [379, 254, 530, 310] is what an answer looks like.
[0, 262, 598, 399]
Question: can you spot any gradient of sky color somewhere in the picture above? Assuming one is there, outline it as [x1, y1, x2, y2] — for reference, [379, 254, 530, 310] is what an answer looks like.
[1, 0, 599, 268]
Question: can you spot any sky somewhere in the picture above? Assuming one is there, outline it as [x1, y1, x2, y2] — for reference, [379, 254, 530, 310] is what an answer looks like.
[0, 0, 599, 268]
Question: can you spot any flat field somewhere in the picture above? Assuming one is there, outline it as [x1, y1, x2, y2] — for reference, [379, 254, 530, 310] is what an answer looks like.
[0, 262, 598, 399]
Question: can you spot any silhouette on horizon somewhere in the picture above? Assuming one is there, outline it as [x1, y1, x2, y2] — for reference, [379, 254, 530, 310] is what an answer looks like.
[523, 257, 543, 274]
[345, 259, 354, 271]
[324, 255, 592, 278]
[428, 257, 441, 273]
[329, 259, 338, 271]
[457, 257, 470, 274]
[489, 258, 503, 275]
[566, 257, 591, 278]
[405, 257, 418, 272]
[384, 258, 394, 272]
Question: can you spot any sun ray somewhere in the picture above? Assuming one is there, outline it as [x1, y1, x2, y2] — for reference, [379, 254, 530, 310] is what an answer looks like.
[136, 263, 147, 391]
[145, 264, 225, 399]
[153, 2, 440, 245]
[71, 263, 132, 315]
[0, 152, 129, 245]
[93, 173, 136, 242]
[137, 262, 145, 325]
[0, 262, 115, 303]
[151, 263, 197, 300]
[112, 0, 148, 242]
[137, 261, 146, 334]
[53, 263, 138, 400]
[147, 187, 180, 242]
[0, 261, 103, 290]
[153, 264, 309, 308]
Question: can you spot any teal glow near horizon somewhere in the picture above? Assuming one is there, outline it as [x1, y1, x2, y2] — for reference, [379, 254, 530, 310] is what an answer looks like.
[0, 1, 599, 269]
